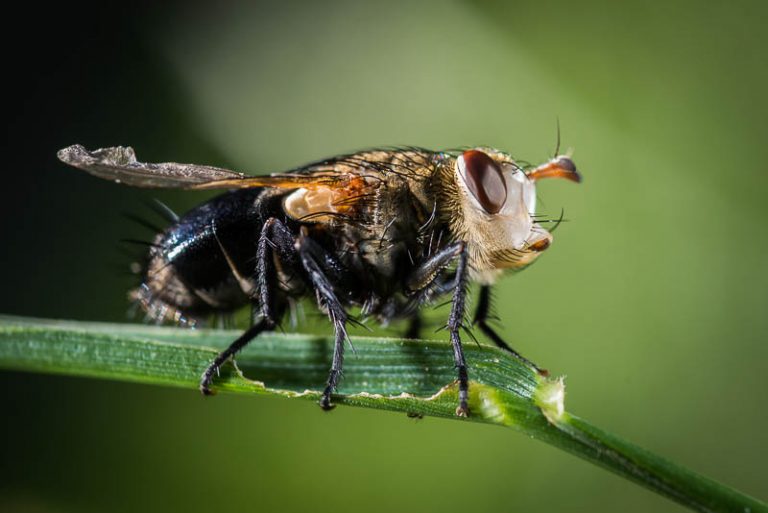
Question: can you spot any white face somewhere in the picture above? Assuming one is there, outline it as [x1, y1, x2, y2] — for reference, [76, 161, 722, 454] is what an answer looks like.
[455, 150, 551, 261]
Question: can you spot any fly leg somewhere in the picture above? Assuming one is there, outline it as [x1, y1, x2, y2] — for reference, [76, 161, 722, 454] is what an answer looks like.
[199, 318, 278, 395]
[404, 313, 422, 340]
[294, 229, 350, 411]
[473, 285, 547, 376]
[406, 242, 471, 417]
[199, 217, 293, 395]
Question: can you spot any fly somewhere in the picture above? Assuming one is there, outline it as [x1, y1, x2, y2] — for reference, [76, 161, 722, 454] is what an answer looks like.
[58, 144, 581, 416]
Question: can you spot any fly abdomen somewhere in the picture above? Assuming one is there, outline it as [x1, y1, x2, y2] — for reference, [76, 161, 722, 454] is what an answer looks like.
[133, 188, 284, 324]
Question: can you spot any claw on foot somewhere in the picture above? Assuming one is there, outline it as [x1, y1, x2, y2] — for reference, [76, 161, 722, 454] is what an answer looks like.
[199, 380, 216, 396]
[455, 404, 470, 417]
[199, 370, 217, 396]
[320, 394, 336, 411]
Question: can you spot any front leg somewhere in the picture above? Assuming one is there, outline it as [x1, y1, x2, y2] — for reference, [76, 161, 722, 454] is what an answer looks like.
[447, 243, 471, 417]
[473, 285, 546, 375]
[406, 242, 471, 417]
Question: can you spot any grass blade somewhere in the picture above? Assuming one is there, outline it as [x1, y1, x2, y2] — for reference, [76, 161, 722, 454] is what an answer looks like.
[0, 315, 763, 513]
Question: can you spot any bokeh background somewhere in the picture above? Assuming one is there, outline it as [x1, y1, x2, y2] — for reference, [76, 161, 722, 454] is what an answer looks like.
[1, 1, 766, 512]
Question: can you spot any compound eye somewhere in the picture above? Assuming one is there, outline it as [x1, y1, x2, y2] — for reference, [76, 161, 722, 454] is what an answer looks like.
[459, 150, 508, 214]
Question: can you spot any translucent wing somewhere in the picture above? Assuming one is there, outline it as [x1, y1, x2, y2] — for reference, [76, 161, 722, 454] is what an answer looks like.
[57, 144, 338, 190]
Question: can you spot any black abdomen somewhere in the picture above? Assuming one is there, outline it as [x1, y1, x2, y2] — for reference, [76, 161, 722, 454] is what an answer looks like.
[134, 188, 285, 324]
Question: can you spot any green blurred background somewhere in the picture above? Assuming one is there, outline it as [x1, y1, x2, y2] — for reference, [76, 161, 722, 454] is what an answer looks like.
[1, 1, 766, 512]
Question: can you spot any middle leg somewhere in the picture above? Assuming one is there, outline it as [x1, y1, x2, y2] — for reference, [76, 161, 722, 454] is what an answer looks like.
[294, 230, 350, 410]
[403, 312, 423, 340]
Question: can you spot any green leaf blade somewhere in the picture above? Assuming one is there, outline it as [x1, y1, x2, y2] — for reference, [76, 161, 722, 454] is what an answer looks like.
[0, 315, 764, 513]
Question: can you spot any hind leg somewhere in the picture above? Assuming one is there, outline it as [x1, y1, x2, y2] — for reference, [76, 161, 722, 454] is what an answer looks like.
[199, 317, 280, 395]
[199, 217, 294, 395]
[199, 219, 352, 411]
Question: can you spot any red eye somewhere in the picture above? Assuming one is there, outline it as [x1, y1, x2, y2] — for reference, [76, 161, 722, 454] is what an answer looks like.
[459, 150, 508, 214]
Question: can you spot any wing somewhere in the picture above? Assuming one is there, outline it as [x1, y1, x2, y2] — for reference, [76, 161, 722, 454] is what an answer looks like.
[57, 144, 341, 190]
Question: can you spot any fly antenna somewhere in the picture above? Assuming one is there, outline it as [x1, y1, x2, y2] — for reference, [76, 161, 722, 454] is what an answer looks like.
[553, 117, 562, 158]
